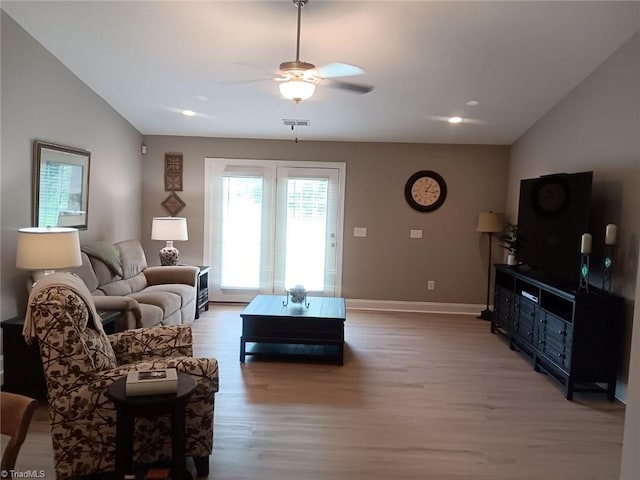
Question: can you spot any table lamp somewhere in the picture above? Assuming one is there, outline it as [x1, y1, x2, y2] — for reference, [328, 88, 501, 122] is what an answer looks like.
[16, 227, 82, 275]
[151, 217, 188, 266]
[476, 211, 504, 320]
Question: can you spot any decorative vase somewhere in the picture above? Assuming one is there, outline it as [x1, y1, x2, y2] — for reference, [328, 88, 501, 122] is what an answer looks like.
[507, 254, 518, 266]
[159, 241, 180, 266]
[282, 285, 309, 308]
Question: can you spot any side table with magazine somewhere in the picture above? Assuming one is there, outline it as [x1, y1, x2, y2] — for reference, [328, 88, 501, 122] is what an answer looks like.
[106, 371, 197, 480]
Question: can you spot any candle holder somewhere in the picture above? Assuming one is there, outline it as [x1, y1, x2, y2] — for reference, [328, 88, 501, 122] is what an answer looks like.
[602, 245, 615, 293]
[578, 253, 590, 293]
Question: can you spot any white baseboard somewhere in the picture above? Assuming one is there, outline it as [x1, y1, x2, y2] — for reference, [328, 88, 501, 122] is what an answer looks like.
[346, 298, 485, 316]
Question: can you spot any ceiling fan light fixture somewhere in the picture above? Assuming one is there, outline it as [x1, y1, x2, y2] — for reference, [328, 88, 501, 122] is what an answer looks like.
[279, 79, 316, 102]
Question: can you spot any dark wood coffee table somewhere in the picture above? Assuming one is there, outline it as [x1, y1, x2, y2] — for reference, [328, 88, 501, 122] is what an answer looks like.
[240, 295, 346, 365]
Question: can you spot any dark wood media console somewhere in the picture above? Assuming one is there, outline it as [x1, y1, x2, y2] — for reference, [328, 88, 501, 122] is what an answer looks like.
[491, 264, 624, 400]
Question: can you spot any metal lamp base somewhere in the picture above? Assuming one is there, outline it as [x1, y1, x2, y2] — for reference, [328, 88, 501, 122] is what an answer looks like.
[477, 309, 493, 321]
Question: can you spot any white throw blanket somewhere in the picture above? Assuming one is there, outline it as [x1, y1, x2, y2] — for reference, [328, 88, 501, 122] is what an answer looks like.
[23, 271, 106, 344]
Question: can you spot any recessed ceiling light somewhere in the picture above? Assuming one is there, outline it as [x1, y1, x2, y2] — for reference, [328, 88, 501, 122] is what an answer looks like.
[466, 100, 479, 106]
[182, 109, 196, 117]
[448, 116, 463, 124]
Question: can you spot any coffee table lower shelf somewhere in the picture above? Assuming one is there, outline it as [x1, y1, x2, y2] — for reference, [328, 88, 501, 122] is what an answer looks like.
[241, 338, 343, 365]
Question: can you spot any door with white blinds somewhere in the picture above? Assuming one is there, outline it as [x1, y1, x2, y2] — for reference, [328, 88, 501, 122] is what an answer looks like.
[204, 159, 344, 302]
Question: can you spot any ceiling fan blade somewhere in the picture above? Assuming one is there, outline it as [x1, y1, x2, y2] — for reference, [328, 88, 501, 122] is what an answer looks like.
[314, 62, 365, 79]
[216, 60, 280, 86]
[233, 60, 276, 75]
[325, 79, 374, 94]
[215, 77, 272, 87]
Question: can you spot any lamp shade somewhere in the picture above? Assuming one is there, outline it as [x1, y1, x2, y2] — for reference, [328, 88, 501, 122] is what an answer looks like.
[16, 227, 82, 270]
[476, 212, 504, 233]
[279, 79, 316, 102]
[151, 217, 188, 241]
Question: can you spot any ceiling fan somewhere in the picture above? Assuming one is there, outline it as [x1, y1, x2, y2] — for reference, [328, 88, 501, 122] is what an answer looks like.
[274, 0, 374, 103]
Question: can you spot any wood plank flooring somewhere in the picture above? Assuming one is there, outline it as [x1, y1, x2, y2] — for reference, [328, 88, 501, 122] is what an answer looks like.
[11, 305, 626, 479]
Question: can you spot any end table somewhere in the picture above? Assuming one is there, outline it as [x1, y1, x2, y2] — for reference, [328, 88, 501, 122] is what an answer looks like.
[1, 310, 120, 399]
[106, 372, 196, 480]
[195, 266, 210, 319]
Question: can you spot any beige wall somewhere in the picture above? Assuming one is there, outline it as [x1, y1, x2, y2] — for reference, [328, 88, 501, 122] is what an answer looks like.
[141, 136, 509, 304]
[508, 31, 639, 474]
[508, 31, 639, 298]
[0, 11, 144, 320]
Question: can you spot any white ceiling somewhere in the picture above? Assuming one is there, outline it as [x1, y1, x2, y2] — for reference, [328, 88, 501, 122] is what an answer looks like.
[3, 1, 639, 145]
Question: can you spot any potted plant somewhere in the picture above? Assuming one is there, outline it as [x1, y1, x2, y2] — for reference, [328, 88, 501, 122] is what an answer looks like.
[499, 223, 520, 265]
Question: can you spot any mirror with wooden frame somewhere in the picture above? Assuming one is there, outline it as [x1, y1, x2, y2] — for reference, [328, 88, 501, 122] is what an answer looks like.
[33, 141, 91, 230]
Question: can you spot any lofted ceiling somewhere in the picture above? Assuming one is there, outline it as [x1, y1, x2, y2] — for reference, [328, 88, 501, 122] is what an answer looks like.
[2, 1, 639, 145]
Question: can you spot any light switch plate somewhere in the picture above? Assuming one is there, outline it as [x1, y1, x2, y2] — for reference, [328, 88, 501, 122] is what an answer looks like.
[354, 227, 368, 238]
[410, 229, 423, 239]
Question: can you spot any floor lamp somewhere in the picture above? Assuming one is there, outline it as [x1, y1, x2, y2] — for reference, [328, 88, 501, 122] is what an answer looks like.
[476, 211, 504, 320]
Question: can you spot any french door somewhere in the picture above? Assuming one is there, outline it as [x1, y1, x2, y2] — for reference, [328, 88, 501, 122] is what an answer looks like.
[204, 158, 345, 302]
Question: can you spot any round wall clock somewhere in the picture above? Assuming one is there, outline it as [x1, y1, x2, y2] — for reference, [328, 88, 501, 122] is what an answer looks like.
[404, 170, 447, 212]
[532, 177, 570, 216]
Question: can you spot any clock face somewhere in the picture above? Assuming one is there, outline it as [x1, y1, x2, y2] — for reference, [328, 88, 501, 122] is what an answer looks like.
[404, 171, 447, 212]
[411, 177, 441, 206]
[532, 178, 569, 216]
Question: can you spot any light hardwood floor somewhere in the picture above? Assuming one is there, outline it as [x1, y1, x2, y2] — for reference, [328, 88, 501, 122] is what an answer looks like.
[13, 305, 626, 479]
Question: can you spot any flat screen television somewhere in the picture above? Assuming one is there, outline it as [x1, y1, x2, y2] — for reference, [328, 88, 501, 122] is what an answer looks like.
[516, 171, 593, 285]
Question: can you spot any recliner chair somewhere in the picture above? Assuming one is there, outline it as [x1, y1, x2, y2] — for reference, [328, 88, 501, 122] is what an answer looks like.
[25, 272, 219, 480]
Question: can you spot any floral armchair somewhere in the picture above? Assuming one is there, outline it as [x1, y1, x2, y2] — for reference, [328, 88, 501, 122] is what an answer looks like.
[25, 272, 219, 480]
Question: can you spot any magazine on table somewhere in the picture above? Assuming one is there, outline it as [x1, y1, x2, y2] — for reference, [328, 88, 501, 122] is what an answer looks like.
[125, 368, 178, 396]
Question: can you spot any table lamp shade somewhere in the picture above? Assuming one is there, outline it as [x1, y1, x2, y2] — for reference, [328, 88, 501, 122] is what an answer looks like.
[16, 227, 82, 270]
[151, 217, 188, 266]
[476, 212, 504, 233]
[151, 217, 188, 241]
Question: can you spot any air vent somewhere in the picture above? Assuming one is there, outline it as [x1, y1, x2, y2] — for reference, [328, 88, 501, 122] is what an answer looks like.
[282, 119, 310, 127]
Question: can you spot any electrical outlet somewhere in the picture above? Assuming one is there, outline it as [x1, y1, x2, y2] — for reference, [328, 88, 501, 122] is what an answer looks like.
[354, 227, 367, 237]
[427, 280, 435, 290]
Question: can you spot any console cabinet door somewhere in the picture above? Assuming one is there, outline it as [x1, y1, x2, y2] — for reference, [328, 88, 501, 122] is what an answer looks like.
[493, 285, 513, 331]
[516, 297, 537, 347]
[542, 313, 573, 371]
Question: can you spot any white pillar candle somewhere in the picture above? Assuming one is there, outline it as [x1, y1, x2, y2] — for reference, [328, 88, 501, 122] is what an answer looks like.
[605, 224, 617, 245]
[581, 233, 592, 254]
